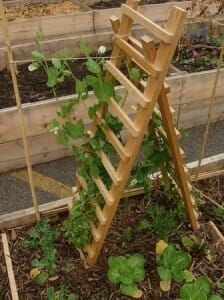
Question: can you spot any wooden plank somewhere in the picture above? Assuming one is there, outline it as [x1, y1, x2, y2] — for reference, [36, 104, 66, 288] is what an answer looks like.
[109, 98, 140, 137]
[106, 60, 149, 107]
[1, 233, 19, 300]
[0, 152, 224, 230]
[121, 4, 174, 43]
[114, 37, 160, 77]
[0, 1, 191, 46]
[0, 11, 94, 46]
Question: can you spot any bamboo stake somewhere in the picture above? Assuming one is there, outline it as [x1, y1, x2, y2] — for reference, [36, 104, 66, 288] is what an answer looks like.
[0, 0, 40, 220]
[1, 233, 19, 300]
[195, 43, 224, 179]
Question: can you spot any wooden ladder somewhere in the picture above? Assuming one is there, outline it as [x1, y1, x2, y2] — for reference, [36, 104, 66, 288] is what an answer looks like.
[73, 0, 199, 267]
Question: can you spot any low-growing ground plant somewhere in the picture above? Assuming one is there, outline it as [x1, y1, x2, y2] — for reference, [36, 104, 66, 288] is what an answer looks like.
[46, 284, 77, 300]
[180, 277, 223, 300]
[24, 219, 59, 285]
[107, 254, 145, 298]
[156, 242, 192, 291]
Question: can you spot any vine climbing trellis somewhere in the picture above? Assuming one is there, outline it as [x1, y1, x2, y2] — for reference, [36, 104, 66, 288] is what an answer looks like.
[65, 0, 200, 267]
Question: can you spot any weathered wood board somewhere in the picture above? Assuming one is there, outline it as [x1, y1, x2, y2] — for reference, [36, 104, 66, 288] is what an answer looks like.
[0, 68, 224, 173]
[1, 152, 224, 229]
[0, 1, 191, 46]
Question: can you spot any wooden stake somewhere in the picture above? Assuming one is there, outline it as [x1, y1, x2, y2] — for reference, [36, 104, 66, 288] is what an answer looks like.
[196, 43, 224, 179]
[1, 233, 19, 300]
[0, 0, 40, 220]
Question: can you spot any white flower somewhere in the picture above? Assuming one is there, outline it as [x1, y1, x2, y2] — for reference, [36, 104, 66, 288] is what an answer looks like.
[98, 45, 106, 55]
[28, 62, 39, 72]
[131, 105, 137, 111]
[49, 126, 60, 135]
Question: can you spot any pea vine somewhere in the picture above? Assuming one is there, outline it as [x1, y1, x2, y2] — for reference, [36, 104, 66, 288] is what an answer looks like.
[29, 36, 188, 249]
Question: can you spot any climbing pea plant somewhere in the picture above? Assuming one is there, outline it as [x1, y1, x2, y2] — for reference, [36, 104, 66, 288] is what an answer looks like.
[29, 36, 187, 249]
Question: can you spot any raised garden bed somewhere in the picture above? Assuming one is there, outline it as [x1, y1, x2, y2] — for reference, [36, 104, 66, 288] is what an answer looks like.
[0, 173, 224, 299]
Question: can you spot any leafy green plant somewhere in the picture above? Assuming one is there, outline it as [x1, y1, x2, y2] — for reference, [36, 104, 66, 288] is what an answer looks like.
[29, 35, 188, 251]
[46, 284, 77, 300]
[211, 206, 224, 222]
[156, 244, 191, 285]
[24, 219, 59, 285]
[180, 277, 223, 300]
[107, 254, 145, 298]
[181, 234, 209, 257]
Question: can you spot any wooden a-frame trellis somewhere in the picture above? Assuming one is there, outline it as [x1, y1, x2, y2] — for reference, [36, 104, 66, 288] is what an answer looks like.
[72, 0, 200, 267]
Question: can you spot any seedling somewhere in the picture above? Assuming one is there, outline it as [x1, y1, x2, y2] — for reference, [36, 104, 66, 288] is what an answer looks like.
[107, 254, 145, 298]
[180, 277, 223, 300]
[46, 284, 77, 300]
[156, 244, 191, 291]
[24, 219, 59, 285]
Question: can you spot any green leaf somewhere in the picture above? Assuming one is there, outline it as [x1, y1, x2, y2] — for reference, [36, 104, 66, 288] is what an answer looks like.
[130, 67, 141, 82]
[209, 296, 223, 300]
[120, 283, 138, 297]
[217, 282, 224, 290]
[172, 265, 184, 282]
[182, 236, 195, 251]
[108, 256, 126, 268]
[76, 79, 87, 95]
[31, 258, 46, 270]
[90, 164, 100, 178]
[134, 267, 145, 283]
[92, 79, 114, 102]
[46, 287, 56, 300]
[194, 277, 211, 295]
[173, 251, 191, 271]
[35, 271, 48, 286]
[183, 270, 194, 283]
[79, 37, 92, 56]
[119, 273, 135, 285]
[31, 50, 45, 62]
[64, 120, 84, 139]
[86, 58, 101, 74]
[51, 58, 61, 69]
[157, 266, 172, 281]
[161, 245, 176, 268]
[47, 67, 59, 88]
[107, 267, 120, 284]
[128, 254, 145, 269]
[57, 130, 69, 145]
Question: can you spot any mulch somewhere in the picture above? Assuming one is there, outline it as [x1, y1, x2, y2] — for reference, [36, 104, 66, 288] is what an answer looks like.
[0, 177, 224, 299]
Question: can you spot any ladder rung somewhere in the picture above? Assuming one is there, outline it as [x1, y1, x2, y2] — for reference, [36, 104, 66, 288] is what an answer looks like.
[106, 61, 150, 107]
[180, 147, 185, 159]
[95, 113, 129, 161]
[109, 99, 140, 137]
[121, 4, 174, 44]
[92, 201, 107, 225]
[114, 37, 160, 78]
[85, 245, 95, 258]
[90, 222, 101, 242]
[76, 173, 88, 189]
[93, 177, 114, 206]
[99, 150, 121, 185]
[140, 80, 170, 94]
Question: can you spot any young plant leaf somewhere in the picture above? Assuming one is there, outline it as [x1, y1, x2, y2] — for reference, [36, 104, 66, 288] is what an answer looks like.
[120, 283, 138, 297]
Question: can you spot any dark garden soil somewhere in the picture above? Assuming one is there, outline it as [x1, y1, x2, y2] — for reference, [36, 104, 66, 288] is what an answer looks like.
[90, 0, 185, 10]
[174, 31, 224, 72]
[0, 176, 224, 300]
[195, 175, 224, 235]
[0, 58, 92, 109]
